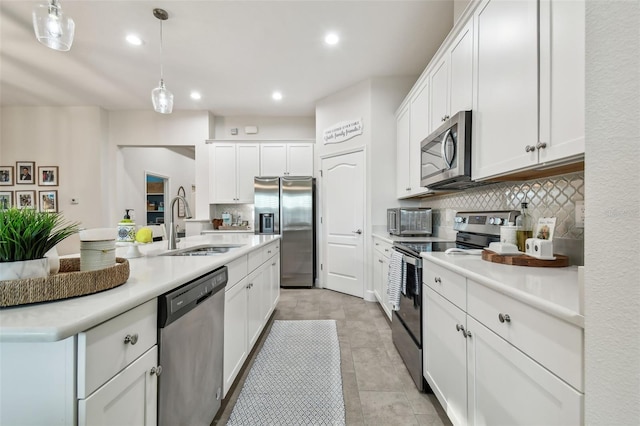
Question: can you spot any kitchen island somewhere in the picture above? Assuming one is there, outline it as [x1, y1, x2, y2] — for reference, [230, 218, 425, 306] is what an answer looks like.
[0, 233, 280, 426]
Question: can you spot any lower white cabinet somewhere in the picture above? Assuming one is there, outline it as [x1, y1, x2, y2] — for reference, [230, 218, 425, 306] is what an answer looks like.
[79, 346, 158, 426]
[372, 237, 393, 320]
[467, 317, 583, 426]
[0, 301, 160, 426]
[223, 241, 281, 397]
[422, 259, 584, 426]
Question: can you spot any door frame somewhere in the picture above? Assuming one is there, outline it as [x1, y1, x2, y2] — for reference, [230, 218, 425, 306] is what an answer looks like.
[318, 146, 368, 294]
[145, 171, 170, 227]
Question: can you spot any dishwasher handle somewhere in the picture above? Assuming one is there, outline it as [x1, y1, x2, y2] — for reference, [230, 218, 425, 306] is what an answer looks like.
[158, 266, 228, 328]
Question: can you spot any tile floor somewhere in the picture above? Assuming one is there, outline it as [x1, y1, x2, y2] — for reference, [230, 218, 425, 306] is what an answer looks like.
[214, 288, 451, 426]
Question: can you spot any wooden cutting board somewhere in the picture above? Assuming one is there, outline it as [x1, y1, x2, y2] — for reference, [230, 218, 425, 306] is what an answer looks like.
[482, 250, 569, 267]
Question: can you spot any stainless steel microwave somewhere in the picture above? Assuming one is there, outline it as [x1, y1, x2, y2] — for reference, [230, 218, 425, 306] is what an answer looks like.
[420, 110, 485, 190]
[387, 208, 432, 236]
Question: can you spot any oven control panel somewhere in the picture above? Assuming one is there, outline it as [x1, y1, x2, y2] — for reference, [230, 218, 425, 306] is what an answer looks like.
[453, 210, 520, 236]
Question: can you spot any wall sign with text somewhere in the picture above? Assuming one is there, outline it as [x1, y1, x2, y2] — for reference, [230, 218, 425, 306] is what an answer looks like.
[323, 118, 363, 144]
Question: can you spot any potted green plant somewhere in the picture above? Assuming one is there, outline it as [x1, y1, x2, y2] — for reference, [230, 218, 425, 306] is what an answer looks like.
[0, 208, 79, 280]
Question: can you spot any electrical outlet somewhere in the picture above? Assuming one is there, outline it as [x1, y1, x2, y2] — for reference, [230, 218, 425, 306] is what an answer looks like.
[575, 200, 584, 228]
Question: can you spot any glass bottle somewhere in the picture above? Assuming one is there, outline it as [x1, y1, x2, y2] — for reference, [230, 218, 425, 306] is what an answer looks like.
[515, 202, 533, 252]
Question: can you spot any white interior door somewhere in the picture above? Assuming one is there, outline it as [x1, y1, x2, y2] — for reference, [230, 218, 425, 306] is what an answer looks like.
[321, 150, 364, 298]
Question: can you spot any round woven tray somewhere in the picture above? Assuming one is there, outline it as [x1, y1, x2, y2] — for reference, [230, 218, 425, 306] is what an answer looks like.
[0, 257, 130, 308]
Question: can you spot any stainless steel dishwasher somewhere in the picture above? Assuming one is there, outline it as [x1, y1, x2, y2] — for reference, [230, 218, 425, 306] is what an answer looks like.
[157, 266, 227, 426]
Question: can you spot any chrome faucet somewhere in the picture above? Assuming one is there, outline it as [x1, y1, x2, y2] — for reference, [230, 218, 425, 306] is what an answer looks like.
[168, 195, 193, 250]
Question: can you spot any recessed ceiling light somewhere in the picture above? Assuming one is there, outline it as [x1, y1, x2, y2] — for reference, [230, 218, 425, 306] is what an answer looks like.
[272, 91, 283, 101]
[125, 34, 143, 46]
[190, 91, 202, 100]
[324, 32, 340, 46]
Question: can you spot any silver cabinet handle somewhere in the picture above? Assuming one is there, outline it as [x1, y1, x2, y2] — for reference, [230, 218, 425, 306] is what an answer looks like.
[456, 324, 464, 332]
[124, 334, 138, 345]
[272, 262, 276, 266]
[378, 259, 383, 263]
[150, 366, 162, 376]
[498, 313, 511, 323]
[525, 145, 536, 152]
[536, 142, 547, 150]
[465, 330, 472, 339]
[406, 187, 411, 191]
[352, 229, 362, 235]
[434, 277, 442, 284]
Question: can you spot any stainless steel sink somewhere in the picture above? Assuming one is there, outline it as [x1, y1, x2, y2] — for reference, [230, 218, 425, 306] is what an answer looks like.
[162, 244, 244, 256]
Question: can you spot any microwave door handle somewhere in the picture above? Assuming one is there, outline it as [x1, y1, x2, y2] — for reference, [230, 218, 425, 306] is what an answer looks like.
[441, 129, 454, 169]
[389, 211, 397, 232]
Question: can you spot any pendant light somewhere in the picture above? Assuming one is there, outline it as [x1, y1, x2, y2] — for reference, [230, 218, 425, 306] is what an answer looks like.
[32, 0, 75, 51]
[151, 8, 173, 114]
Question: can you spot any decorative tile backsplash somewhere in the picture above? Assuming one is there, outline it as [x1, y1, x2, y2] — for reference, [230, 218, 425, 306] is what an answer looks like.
[421, 172, 585, 240]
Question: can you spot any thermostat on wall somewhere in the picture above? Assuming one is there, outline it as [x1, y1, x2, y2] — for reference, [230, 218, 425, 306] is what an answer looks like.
[244, 126, 258, 134]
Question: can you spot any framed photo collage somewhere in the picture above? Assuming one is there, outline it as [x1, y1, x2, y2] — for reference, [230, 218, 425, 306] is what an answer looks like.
[0, 162, 59, 212]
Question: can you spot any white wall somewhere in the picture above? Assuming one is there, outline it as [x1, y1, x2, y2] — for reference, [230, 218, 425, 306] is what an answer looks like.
[117, 146, 195, 234]
[584, 2, 640, 424]
[108, 110, 211, 221]
[0, 106, 109, 255]
[212, 116, 315, 140]
[315, 77, 415, 296]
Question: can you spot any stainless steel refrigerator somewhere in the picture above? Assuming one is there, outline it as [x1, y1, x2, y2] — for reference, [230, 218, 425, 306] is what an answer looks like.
[254, 176, 315, 287]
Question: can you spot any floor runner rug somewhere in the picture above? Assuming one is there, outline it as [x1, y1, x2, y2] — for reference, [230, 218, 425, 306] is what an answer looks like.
[227, 320, 345, 426]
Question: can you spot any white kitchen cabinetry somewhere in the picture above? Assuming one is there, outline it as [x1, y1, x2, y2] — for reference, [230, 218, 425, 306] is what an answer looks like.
[372, 237, 393, 320]
[209, 142, 260, 203]
[430, 19, 473, 133]
[260, 143, 314, 176]
[466, 316, 583, 425]
[397, 88, 431, 198]
[0, 301, 160, 426]
[472, 0, 584, 180]
[422, 259, 583, 426]
[223, 241, 280, 397]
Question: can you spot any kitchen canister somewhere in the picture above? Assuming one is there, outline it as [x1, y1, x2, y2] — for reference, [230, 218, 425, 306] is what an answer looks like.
[499, 225, 519, 246]
[79, 228, 117, 271]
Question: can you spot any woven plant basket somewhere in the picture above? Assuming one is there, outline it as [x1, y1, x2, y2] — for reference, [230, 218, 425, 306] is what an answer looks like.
[0, 257, 130, 308]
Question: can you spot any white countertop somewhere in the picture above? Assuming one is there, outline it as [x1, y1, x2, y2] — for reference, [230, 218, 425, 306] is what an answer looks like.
[0, 233, 280, 343]
[421, 252, 583, 328]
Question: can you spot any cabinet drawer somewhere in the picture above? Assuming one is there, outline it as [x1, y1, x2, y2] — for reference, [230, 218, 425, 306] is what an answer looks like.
[262, 241, 280, 263]
[248, 247, 263, 273]
[226, 254, 248, 290]
[423, 261, 466, 310]
[373, 238, 393, 258]
[467, 281, 583, 391]
[78, 300, 157, 398]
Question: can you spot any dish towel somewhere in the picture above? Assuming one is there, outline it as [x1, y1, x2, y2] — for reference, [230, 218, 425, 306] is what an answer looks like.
[387, 250, 406, 311]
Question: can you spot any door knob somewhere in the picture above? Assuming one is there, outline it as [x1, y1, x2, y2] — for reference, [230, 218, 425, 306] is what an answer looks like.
[352, 229, 362, 235]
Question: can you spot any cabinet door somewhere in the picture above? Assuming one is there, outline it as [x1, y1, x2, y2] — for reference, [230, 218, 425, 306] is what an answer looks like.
[247, 266, 266, 349]
[209, 144, 238, 203]
[408, 81, 431, 196]
[223, 278, 248, 397]
[467, 317, 583, 426]
[538, 0, 585, 163]
[380, 254, 392, 320]
[396, 105, 411, 197]
[267, 253, 281, 315]
[449, 20, 474, 115]
[260, 144, 287, 176]
[78, 346, 158, 426]
[372, 251, 385, 307]
[430, 57, 450, 131]
[472, 0, 539, 180]
[423, 285, 468, 426]
[286, 143, 314, 176]
[236, 144, 260, 203]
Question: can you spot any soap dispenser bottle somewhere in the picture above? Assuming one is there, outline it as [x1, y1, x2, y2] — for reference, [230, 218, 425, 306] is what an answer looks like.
[117, 209, 136, 242]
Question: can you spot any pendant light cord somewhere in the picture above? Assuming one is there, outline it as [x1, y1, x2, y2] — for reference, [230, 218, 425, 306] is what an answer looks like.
[159, 18, 164, 81]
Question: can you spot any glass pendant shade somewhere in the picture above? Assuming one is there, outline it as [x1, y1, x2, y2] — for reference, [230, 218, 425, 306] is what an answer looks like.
[32, 0, 74, 51]
[151, 79, 174, 114]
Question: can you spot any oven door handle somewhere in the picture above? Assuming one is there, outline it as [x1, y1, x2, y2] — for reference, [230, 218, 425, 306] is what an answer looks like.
[401, 253, 422, 268]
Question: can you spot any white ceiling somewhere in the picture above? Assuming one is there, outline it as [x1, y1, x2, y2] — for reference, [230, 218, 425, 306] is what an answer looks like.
[0, 1, 454, 116]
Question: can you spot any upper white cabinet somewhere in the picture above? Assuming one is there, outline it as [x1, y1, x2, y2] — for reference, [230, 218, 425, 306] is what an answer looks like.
[209, 142, 260, 204]
[430, 19, 474, 133]
[260, 143, 314, 176]
[472, 0, 585, 180]
[397, 83, 431, 199]
[472, 0, 539, 180]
